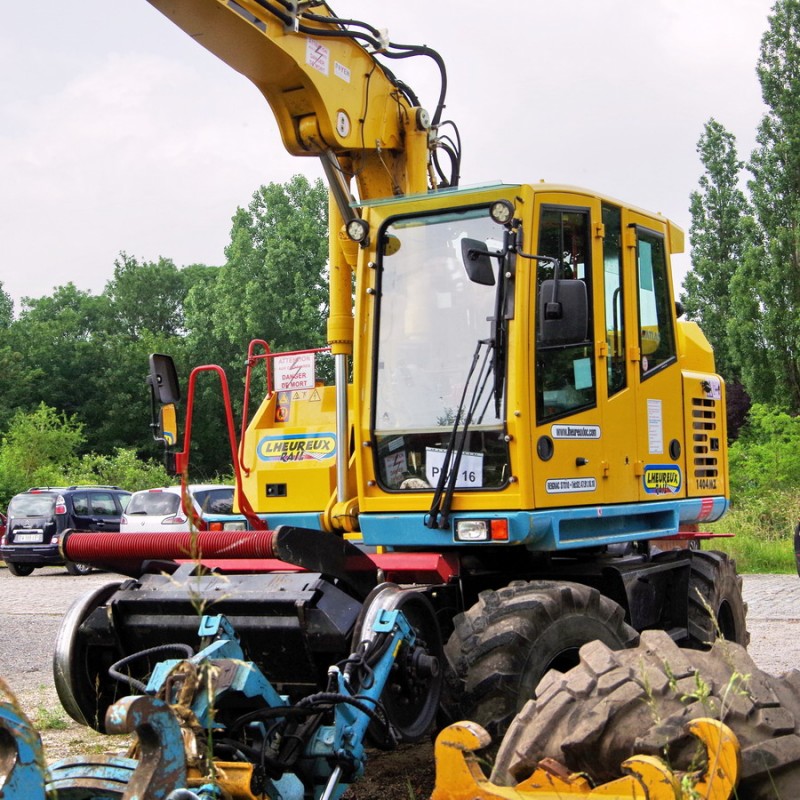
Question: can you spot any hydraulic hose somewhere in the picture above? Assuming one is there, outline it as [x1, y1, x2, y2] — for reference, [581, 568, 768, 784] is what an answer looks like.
[61, 530, 277, 564]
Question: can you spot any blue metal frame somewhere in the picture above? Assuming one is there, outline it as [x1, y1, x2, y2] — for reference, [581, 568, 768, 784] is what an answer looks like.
[358, 496, 729, 550]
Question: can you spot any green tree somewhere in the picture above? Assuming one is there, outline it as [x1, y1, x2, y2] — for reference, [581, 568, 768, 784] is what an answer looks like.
[730, 0, 800, 410]
[70, 447, 171, 492]
[197, 175, 329, 360]
[0, 404, 85, 503]
[104, 253, 191, 339]
[4, 259, 210, 459]
[682, 119, 752, 381]
[0, 282, 13, 328]
[8, 284, 113, 432]
[181, 176, 330, 476]
[0, 283, 33, 429]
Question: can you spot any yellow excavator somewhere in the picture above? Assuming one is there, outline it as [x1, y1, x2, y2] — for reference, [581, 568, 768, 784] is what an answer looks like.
[41, 2, 781, 799]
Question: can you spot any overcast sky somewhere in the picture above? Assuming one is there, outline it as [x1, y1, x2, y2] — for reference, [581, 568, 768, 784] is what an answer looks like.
[1, 1, 775, 312]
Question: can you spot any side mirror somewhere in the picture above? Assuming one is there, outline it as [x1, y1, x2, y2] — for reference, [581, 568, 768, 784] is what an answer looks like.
[538, 279, 589, 346]
[159, 403, 178, 446]
[148, 353, 181, 405]
[460, 238, 496, 286]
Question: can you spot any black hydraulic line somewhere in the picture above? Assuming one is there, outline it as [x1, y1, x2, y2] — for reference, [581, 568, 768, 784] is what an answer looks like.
[249, 0, 294, 26]
[108, 642, 195, 693]
[376, 46, 447, 129]
[298, 7, 450, 130]
[244, 1, 458, 185]
[303, 10, 383, 39]
[433, 140, 459, 187]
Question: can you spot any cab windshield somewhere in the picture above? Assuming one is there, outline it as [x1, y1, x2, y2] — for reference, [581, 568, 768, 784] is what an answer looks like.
[373, 207, 509, 491]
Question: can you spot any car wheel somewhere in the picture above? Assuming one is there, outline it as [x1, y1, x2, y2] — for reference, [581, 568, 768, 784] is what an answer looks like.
[65, 561, 93, 576]
[6, 562, 35, 577]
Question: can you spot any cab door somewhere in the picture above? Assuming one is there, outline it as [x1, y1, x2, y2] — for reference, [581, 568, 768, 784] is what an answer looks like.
[593, 204, 641, 505]
[530, 196, 608, 508]
[623, 210, 687, 502]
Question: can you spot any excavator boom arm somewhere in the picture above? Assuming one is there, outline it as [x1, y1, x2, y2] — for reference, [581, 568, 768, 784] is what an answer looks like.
[145, 0, 440, 200]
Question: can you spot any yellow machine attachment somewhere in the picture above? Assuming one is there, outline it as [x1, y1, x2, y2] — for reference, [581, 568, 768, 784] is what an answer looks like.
[431, 718, 740, 800]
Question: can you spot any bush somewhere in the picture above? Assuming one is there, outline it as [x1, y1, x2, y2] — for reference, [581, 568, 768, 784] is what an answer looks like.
[69, 448, 171, 493]
[728, 404, 800, 497]
[0, 406, 173, 507]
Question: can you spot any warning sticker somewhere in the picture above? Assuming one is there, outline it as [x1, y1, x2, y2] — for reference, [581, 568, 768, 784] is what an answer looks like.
[274, 353, 316, 392]
[647, 399, 663, 454]
[545, 477, 597, 494]
[306, 38, 329, 75]
[274, 391, 292, 423]
[384, 451, 407, 486]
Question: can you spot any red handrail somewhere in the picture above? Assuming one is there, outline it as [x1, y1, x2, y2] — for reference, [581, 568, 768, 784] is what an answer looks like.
[175, 364, 265, 530]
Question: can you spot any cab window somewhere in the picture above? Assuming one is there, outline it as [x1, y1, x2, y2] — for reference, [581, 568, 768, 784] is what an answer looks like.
[636, 228, 675, 375]
[535, 207, 595, 422]
[603, 205, 626, 395]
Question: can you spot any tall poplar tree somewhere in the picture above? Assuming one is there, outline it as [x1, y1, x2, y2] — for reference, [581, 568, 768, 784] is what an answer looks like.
[730, 0, 800, 410]
[682, 119, 752, 381]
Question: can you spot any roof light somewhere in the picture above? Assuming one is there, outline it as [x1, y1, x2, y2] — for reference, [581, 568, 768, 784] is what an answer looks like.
[489, 199, 514, 225]
[346, 217, 370, 244]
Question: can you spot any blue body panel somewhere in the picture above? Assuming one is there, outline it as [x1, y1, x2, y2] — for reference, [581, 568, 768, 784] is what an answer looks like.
[257, 512, 326, 530]
[358, 496, 729, 550]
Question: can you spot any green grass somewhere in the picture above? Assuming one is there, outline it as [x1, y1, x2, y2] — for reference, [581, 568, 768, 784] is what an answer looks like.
[705, 489, 798, 574]
[710, 531, 794, 573]
[34, 705, 69, 731]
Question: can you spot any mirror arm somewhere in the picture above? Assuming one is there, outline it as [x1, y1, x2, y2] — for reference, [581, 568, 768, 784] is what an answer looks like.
[146, 376, 164, 444]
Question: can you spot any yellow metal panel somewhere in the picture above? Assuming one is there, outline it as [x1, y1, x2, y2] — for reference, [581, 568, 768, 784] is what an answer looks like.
[682, 371, 729, 499]
[239, 386, 339, 514]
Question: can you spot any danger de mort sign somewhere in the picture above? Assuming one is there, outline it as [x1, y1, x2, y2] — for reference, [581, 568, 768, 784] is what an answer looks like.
[274, 353, 316, 391]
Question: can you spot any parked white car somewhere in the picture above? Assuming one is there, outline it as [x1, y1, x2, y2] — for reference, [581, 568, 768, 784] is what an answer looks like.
[120, 485, 247, 533]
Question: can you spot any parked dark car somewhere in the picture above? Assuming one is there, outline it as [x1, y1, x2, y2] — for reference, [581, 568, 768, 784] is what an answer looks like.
[795, 521, 800, 577]
[1, 486, 131, 576]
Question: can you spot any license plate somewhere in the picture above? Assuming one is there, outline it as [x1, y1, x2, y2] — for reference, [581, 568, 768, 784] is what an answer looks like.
[14, 532, 43, 543]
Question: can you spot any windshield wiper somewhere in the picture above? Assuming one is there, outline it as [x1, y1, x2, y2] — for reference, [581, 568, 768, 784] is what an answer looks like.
[425, 337, 495, 530]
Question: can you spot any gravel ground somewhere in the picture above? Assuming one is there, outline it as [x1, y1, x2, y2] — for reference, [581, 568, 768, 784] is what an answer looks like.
[0, 566, 795, 693]
[0, 564, 796, 793]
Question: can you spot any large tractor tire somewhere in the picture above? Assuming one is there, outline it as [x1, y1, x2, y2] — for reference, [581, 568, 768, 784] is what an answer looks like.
[442, 580, 639, 741]
[685, 549, 749, 648]
[492, 630, 800, 800]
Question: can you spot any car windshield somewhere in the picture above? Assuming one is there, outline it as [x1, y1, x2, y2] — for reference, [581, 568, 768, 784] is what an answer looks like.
[8, 493, 57, 516]
[194, 488, 234, 515]
[126, 492, 181, 516]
